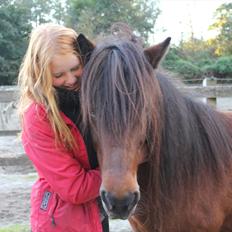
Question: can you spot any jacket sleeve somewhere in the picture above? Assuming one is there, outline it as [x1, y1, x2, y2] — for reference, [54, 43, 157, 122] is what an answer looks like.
[22, 104, 101, 205]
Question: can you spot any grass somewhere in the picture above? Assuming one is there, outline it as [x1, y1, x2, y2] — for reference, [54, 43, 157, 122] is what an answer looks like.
[0, 224, 29, 232]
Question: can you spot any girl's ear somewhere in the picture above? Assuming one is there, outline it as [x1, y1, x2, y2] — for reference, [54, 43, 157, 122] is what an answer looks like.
[76, 34, 95, 64]
[144, 37, 171, 69]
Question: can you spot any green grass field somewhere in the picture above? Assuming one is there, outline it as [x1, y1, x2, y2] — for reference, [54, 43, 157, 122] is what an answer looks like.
[0, 224, 29, 232]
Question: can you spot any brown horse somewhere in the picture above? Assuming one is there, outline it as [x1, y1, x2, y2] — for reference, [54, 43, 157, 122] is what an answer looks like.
[77, 34, 232, 232]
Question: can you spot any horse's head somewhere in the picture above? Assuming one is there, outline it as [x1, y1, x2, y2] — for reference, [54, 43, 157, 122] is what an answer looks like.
[78, 34, 170, 219]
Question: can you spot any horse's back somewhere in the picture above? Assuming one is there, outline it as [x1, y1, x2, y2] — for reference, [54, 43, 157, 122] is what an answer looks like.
[222, 111, 232, 119]
[220, 121, 232, 232]
[211, 111, 232, 232]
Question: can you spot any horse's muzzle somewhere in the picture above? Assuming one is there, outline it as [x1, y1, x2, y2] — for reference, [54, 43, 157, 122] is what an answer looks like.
[100, 190, 140, 219]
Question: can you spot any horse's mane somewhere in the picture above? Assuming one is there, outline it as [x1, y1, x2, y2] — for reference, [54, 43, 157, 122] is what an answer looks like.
[158, 73, 232, 189]
[81, 37, 162, 148]
[151, 73, 232, 229]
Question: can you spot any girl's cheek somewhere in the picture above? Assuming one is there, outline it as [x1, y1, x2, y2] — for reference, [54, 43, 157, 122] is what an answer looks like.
[52, 78, 65, 87]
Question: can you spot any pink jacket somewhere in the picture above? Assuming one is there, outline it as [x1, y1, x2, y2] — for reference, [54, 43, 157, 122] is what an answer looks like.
[22, 102, 103, 232]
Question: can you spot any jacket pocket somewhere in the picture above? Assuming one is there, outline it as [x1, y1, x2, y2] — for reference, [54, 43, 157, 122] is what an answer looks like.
[40, 191, 52, 211]
[37, 190, 58, 230]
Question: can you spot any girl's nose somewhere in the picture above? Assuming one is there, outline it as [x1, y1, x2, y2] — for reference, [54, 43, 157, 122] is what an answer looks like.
[66, 72, 78, 85]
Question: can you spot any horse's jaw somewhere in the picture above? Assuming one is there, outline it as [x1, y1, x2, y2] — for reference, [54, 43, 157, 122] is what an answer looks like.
[98, 149, 141, 219]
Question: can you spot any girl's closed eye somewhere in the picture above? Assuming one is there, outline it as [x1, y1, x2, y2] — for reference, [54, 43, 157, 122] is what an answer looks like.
[53, 72, 64, 78]
[71, 64, 81, 72]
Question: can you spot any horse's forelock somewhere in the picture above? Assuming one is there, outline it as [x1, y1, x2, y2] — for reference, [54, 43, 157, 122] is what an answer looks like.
[81, 38, 161, 147]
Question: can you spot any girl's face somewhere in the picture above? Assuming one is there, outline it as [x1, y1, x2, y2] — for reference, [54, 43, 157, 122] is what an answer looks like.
[50, 53, 83, 90]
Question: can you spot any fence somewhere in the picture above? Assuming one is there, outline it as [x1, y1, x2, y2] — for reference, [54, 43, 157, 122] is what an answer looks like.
[0, 86, 20, 134]
[179, 77, 232, 85]
[0, 80, 232, 135]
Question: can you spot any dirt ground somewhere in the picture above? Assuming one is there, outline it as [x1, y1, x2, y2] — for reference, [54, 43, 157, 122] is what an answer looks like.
[0, 136, 132, 231]
[0, 160, 35, 227]
[0, 185, 31, 227]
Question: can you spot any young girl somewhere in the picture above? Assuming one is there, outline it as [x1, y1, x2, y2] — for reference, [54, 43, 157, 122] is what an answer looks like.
[18, 23, 108, 232]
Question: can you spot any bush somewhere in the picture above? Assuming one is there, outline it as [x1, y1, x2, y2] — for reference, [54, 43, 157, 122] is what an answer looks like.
[174, 60, 202, 82]
[162, 47, 185, 70]
[163, 46, 206, 83]
[203, 56, 232, 78]
[163, 56, 203, 83]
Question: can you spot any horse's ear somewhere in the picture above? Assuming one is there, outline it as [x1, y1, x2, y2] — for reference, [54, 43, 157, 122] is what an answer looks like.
[144, 37, 171, 69]
[76, 33, 95, 64]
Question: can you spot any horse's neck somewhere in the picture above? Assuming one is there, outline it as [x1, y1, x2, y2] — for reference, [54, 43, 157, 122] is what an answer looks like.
[223, 111, 232, 131]
[224, 111, 232, 118]
[158, 72, 232, 182]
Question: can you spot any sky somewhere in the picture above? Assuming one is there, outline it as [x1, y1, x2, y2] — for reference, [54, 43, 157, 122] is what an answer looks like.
[151, 0, 232, 45]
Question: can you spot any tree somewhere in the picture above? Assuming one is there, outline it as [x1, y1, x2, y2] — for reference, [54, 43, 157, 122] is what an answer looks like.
[66, 0, 160, 42]
[209, 3, 232, 56]
[0, 2, 32, 85]
[0, 0, 68, 85]
[19, 0, 68, 26]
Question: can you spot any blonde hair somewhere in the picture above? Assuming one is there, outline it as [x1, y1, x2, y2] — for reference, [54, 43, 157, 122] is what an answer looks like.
[18, 23, 80, 150]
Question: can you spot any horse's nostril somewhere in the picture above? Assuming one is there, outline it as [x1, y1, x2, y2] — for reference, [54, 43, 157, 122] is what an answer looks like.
[128, 191, 140, 211]
[101, 190, 113, 211]
[100, 190, 140, 219]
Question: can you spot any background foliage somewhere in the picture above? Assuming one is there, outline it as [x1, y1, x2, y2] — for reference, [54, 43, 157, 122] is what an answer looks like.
[0, 2, 31, 85]
[163, 3, 232, 84]
[0, 1, 231, 85]
[0, 0, 159, 85]
[66, 0, 160, 41]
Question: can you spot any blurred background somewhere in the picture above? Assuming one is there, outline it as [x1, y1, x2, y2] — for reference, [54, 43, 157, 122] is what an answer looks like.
[0, 0, 232, 86]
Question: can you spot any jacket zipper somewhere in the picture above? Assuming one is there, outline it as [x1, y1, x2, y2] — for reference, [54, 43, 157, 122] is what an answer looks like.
[50, 193, 59, 227]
